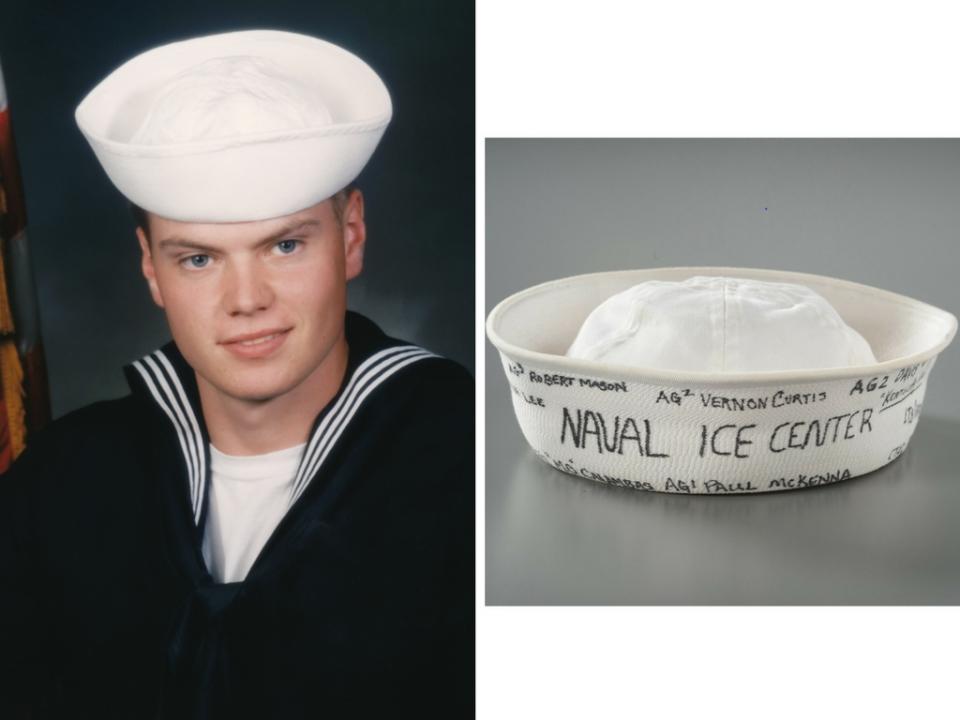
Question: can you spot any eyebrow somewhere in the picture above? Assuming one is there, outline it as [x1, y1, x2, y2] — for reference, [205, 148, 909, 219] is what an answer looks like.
[157, 220, 321, 253]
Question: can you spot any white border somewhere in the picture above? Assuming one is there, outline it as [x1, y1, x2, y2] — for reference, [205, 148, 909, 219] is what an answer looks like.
[477, 1, 960, 719]
[478, 0, 960, 138]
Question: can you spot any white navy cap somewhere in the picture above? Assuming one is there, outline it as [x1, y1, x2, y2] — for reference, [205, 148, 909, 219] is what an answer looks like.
[567, 275, 878, 372]
[75, 30, 392, 222]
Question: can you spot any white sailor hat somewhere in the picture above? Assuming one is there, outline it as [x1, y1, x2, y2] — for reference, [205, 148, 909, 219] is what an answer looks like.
[75, 30, 392, 222]
[487, 268, 957, 494]
[566, 275, 878, 372]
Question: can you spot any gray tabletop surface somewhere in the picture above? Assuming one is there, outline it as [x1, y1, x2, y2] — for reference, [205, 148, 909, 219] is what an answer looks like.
[485, 139, 960, 605]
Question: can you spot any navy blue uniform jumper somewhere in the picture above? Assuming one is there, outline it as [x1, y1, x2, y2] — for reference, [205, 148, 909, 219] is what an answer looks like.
[0, 312, 474, 718]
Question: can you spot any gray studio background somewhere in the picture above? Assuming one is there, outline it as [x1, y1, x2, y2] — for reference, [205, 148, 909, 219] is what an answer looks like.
[1, 0, 473, 419]
[486, 139, 960, 605]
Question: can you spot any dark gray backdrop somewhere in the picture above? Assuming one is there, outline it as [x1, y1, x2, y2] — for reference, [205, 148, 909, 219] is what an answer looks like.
[1, 0, 474, 418]
[486, 139, 960, 605]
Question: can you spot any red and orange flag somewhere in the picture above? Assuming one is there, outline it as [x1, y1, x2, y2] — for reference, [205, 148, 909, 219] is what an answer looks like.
[0, 57, 51, 472]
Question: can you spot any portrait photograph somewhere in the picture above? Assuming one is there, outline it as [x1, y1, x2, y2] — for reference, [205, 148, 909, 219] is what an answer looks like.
[0, 1, 474, 717]
[485, 138, 960, 606]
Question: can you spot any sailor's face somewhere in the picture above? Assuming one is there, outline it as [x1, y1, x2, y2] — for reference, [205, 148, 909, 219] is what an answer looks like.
[137, 193, 365, 404]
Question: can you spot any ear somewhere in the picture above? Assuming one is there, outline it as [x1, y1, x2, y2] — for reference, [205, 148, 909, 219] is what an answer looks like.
[137, 227, 165, 308]
[341, 189, 366, 281]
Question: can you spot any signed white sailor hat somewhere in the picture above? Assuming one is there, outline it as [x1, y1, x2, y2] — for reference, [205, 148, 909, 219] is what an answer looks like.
[487, 268, 957, 494]
[567, 276, 878, 372]
[75, 30, 391, 222]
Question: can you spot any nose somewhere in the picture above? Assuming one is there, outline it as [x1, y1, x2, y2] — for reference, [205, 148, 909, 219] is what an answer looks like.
[221, 258, 275, 316]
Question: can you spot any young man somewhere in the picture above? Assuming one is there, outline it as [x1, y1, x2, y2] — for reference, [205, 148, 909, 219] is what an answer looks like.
[0, 31, 473, 718]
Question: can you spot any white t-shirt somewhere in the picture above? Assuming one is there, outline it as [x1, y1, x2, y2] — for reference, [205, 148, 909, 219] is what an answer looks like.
[201, 442, 306, 583]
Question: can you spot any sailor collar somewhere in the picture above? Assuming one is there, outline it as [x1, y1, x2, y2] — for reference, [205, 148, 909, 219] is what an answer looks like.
[123, 311, 435, 530]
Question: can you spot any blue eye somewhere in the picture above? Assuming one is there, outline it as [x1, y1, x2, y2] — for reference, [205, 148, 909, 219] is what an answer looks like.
[275, 239, 299, 254]
[184, 254, 210, 269]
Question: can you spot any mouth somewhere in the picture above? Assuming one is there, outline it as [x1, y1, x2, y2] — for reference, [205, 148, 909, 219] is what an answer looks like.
[220, 327, 292, 358]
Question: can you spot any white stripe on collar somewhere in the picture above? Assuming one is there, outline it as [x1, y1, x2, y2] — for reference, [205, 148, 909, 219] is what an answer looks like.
[133, 344, 435, 525]
[132, 350, 206, 523]
[152, 351, 208, 518]
[289, 345, 434, 506]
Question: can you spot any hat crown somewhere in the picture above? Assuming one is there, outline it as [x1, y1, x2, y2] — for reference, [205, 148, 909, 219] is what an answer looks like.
[567, 275, 877, 372]
[130, 55, 334, 145]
